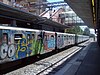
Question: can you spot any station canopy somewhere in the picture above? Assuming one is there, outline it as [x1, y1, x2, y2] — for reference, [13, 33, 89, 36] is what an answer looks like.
[0, 2, 67, 29]
[65, 0, 95, 28]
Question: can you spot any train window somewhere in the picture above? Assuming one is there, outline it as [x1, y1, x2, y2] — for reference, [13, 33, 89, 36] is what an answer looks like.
[27, 34, 31, 44]
[27, 34, 30, 39]
[58, 36, 60, 37]
[71, 36, 72, 39]
[44, 35, 47, 41]
[37, 35, 42, 40]
[51, 35, 54, 39]
[69, 36, 70, 39]
[70, 36, 72, 40]
[51, 35, 54, 37]
[69, 36, 71, 40]
[58, 35, 60, 40]
[14, 34, 22, 43]
[32, 34, 35, 39]
[2, 33, 8, 44]
[71, 36, 73, 39]
[64, 36, 66, 40]
[66, 35, 68, 40]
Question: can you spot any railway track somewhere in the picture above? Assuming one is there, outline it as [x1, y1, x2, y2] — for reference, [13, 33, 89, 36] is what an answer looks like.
[5, 41, 90, 75]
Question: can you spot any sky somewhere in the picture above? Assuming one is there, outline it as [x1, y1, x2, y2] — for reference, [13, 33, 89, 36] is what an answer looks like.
[47, 0, 64, 2]
[80, 26, 95, 35]
[80, 26, 87, 31]
[90, 29, 95, 34]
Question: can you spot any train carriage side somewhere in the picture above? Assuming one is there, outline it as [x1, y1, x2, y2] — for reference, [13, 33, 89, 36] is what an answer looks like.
[0, 26, 43, 64]
[77, 35, 82, 43]
[62, 33, 68, 48]
[56, 32, 75, 49]
[67, 34, 75, 45]
[56, 32, 64, 49]
[67, 34, 72, 45]
[82, 35, 89, 42]
[43, 31, 55, 53]
[70, 34, 75, 45]
[13, 28, 43, 60]
[76, 35, 89, 44]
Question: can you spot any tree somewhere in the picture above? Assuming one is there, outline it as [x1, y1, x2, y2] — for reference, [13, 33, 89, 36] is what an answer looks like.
[83, 27, 90, 36]
[65, 26, 84, 35]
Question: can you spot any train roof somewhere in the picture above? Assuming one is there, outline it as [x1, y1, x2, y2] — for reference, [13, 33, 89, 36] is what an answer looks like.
[44, 30, 55, 33]
[56, 32, 75, 36]
[77, 34, 89, 37]
[0, 26, 41, 32]
[66, 33, 75, 36]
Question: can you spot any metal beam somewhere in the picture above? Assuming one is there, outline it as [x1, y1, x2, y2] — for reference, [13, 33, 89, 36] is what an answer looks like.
[64, 0, 94, 28]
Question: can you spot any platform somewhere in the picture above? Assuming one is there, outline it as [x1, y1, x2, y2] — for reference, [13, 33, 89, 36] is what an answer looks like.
[55, 42, 100, 75]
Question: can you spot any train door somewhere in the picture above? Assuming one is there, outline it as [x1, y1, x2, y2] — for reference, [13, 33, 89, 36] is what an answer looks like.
[59, 34, 64, 48]
[44, 34, 48, 51]
[67, 35, 69, 45]
[68, 35, 71, 45]
[57, 35, 60, 49]
[34, 31, 44, 54]
[31, 33, 37, 55]
[72, 35, 75, 45]
[49, 34, 55, 50]
[6, 31, 15, 59]
[0, 30, 15, 60]
[36, 34, 42, 54]
[0, 33, 8, 59]
[61, 34, 64, 48]
[48, 35, 55, 50]
[14, 33, 27, 59]
[43, 31, 55, 53]
[69, 35, 72, 45]
[63, 34, 68, 47]
[57, 33, 63, 49]
[27, 33, 33, 57]
[70, 35, 72, 44]
[66, 35, 68, 46]
[71, 35, 73, 45]
[72, 35, 73, 44]
[63, 35, 66, 47]
[71, 35, 73, 44]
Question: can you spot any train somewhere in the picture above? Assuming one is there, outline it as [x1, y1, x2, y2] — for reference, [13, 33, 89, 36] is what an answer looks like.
[0, 25, 89, 64]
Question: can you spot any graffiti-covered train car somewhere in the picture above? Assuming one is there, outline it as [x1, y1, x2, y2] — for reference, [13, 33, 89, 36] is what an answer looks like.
[0, 26, 43, 63]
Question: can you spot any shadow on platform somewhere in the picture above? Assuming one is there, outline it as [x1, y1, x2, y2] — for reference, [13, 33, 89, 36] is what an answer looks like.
[75, 42, 100, 75]
[53, 42, 100, 75]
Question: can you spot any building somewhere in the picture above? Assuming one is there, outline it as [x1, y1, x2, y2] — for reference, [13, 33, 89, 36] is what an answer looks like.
[0, 0, 47, 15]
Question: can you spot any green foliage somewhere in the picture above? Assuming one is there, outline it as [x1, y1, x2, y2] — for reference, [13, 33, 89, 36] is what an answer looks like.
[65, 26, 84, 35]
[83, 27, 90, 36]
